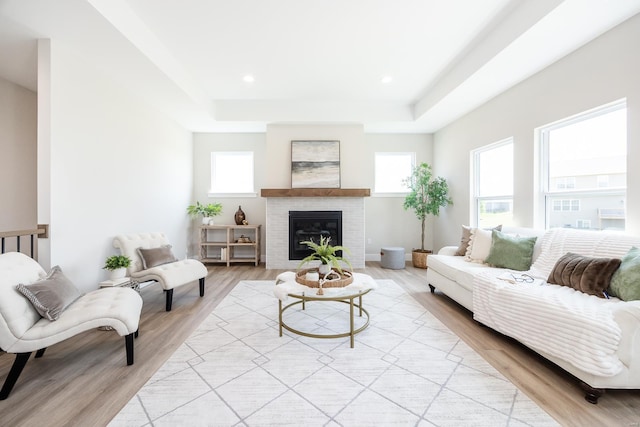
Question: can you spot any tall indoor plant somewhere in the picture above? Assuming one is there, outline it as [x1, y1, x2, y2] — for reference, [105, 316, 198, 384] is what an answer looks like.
[403, 162, 452, 268]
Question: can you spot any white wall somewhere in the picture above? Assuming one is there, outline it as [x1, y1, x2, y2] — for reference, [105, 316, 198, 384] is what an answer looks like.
[192, 132, 266, 256]
[0, 76, 37, 232]
[192, 127, 433, 261]
[433, 13, 640, 251]
[42, 41, 193, 292]
[363, 133, 434, 255]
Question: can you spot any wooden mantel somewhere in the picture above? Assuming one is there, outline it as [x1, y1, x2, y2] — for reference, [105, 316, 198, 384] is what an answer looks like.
[261, 188, 370, 197]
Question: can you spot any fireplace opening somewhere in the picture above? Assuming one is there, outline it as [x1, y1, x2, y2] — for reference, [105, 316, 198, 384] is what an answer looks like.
[289, 211, 342, 261]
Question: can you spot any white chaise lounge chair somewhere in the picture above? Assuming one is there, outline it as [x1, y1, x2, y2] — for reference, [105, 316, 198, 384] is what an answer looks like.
[0, 252, 142, 400]
[113, 232, 208, 311]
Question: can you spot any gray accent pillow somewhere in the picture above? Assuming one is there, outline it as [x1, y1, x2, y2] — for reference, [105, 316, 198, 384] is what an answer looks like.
[137, 245, 177, 270]
[454, 224, 502, 256]
[609, 246, 640, 301]
[485, 230, 537, 271]
[16, 266, 83, 321]
[547, 252, 621, 298]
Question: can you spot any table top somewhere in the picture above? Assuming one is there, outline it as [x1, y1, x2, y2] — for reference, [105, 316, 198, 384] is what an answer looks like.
[274, 271, 377, 301]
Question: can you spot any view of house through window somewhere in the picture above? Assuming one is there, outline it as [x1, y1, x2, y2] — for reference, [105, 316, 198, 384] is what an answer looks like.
[210, 152, 254, 195]
[473, 139, 514, 228]
[541, 100, 627, 230]
[374, 152, 415, 194]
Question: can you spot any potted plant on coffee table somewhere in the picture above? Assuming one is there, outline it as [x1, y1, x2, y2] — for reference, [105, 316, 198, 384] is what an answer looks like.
[103, 255, 132, 280]
[187, 201, 223, 225]
[403, 162, 452, 268]
[298, 235, 352, 276]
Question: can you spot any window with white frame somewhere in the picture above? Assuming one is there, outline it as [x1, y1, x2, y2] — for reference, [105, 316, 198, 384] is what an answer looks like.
[472, 139, 514, 228]
[540, 100, 627, 231]
[552, 199, 580, 212]
[210, 152, 255, 195]
[576, 219, 591, 229]
[555, 177, 575, 189]
[597, 175, 610, 188]
[374, 152, 415, 194]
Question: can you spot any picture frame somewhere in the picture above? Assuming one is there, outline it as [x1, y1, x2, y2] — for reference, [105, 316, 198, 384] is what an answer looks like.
[291, 140, 341, 188]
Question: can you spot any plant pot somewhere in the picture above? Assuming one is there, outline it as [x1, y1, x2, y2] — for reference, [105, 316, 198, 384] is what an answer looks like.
[318, 263, 331, 275]
[202, 217, 212, 225]
[109, 267, 127, 280]
[411, 249, 433, 269]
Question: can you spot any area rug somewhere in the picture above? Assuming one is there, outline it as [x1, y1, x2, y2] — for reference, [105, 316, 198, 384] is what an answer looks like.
[109, 280, 559, 426]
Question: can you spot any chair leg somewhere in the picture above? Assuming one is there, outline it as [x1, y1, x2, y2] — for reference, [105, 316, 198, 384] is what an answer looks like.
[0, 352, 32, 400]
[165, 289, 173, 311]
[199, 277, 205, 297]
[134, 329, 139, 338]
[125, 333, 134, 365]
[35, 348, 47, 358]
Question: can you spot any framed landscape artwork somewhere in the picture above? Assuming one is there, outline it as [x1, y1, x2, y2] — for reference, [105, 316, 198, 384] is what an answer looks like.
[291, 140, 341, 188]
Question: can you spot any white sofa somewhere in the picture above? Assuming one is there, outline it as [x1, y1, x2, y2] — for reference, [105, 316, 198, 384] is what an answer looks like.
[426, 226, 640, 403]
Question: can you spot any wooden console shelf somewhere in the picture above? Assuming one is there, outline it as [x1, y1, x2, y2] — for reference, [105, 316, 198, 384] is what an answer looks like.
[199, 225, 261, 266]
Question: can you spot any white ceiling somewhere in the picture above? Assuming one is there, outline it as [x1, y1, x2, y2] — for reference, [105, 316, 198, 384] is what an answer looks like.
[1, 0, 639, 133]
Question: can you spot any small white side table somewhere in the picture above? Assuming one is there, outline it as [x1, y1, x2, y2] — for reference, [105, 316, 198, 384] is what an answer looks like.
[99, 277, 140, 292]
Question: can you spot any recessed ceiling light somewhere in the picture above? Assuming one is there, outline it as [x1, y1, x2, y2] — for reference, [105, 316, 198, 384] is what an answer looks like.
[243, 75, 255, 83]
[381, 76, 393, 84]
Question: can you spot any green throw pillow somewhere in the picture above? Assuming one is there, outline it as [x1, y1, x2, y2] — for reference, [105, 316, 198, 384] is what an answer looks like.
[485, 230, 537, 271]
[609, 246, 640, 301]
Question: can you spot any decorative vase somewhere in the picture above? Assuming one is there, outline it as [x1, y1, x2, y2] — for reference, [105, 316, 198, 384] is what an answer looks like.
[203, 217, 211, 225]
[110, 267, 126, 280]
[234, 205, 246, 225]
[318, 263, 331, 275]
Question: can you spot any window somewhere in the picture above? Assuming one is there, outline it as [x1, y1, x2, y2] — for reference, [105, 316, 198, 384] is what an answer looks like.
[576, 219, 591, 229]
[597, 175, 609, 188]
[552, 199, 580, 212]
[210, 152, 254, 195]
[472, 139, 514, 228]
[374, 152, 415, 194]
[555, 177, 575, 189]
[540, 100, 626, 231]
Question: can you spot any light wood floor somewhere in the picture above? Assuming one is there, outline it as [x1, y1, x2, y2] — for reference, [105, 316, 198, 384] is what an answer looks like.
[1, 263, 638, 426]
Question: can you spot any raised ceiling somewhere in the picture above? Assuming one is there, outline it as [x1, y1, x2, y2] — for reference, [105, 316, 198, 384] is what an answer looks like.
[1, 0, 639, 133]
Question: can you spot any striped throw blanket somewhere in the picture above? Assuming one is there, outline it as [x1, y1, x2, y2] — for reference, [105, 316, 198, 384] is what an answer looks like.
[473, 270, 624, 376]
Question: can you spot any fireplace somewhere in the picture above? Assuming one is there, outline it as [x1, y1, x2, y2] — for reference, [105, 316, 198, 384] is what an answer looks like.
[289, 211, 342, 260]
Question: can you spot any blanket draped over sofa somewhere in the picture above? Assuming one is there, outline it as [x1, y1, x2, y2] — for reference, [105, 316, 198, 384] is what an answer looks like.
[426, 226, 640, 403]
[473, 270, 623, 376]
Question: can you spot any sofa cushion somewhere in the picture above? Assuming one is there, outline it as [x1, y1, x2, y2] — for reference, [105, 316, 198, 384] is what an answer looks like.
[454, 224, 501, 256]
[547, 252, 621, 298]
[465, 228, 493, 262]
[137, 245, 177, 270]
[427, 254, 497, 293]
[16, 266, 83, 321]
[529, 228, 640, 279]
[609, 246, 640, 301]
[485, 230, 537, 271]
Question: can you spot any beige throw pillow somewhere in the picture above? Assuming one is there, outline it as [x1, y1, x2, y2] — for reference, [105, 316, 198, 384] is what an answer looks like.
[137, 245, 177, 270]
[455, 224, 502, 256]
[465, 228, 493, 263]
[16, 266, 83, 321]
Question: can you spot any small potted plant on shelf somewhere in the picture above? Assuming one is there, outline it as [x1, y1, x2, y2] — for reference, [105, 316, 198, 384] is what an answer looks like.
[403, 162, 452, 269]
[187, 201, 223, 225]
[103, 255, 132, 280]
[297, 235, 352, 275]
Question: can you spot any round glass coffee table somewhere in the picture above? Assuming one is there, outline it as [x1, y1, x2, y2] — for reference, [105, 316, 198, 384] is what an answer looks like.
[276, 278, 374, 348]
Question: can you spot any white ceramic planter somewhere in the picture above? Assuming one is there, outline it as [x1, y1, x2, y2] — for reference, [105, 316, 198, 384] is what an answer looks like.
[110, 267, 126, 280]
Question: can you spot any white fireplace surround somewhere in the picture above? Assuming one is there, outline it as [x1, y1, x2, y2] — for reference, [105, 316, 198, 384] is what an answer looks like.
[265, 197, 365, 269]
